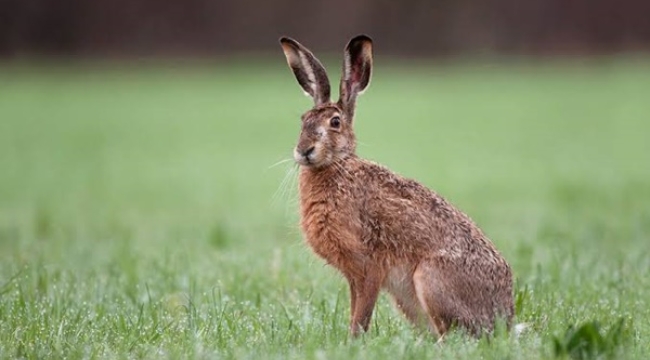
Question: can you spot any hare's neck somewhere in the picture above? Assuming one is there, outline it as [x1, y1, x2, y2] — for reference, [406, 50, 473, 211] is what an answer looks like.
[298, 158, 355, 202]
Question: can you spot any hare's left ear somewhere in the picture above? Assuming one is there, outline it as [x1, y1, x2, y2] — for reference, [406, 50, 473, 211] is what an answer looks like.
[280, 37, 331, 105]
[338, 35, 373, 119]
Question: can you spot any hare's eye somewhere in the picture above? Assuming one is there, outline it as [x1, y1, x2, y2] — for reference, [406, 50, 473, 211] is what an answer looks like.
[330, 116, 341, 128]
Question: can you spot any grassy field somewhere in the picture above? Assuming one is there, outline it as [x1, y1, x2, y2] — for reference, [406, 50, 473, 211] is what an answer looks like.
[1, 58, 649, 359]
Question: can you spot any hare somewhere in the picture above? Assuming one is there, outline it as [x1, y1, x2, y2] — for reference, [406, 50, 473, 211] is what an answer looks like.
[279, 35, 514, 339]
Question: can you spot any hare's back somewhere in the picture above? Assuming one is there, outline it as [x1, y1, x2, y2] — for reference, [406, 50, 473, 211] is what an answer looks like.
[355, 159, 505, 259]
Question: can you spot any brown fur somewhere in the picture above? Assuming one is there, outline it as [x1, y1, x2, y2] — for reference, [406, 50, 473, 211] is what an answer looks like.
[280, 35, 514, 338]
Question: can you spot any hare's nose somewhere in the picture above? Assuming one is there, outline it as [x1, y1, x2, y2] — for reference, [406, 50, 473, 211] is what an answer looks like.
[301, 146, 315, 157]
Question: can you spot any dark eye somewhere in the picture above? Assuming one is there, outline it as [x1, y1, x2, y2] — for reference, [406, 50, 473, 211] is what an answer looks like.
[330, 116, 341, 128]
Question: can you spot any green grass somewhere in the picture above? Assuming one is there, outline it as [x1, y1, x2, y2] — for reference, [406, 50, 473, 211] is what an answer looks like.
[1, 58, 649, 359]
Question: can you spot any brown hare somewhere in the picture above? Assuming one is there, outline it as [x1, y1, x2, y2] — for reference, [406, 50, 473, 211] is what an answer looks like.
[279, 35, 514, 339]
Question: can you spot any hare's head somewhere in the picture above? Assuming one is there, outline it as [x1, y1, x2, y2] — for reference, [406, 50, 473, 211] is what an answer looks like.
[280, 35, 373, 168]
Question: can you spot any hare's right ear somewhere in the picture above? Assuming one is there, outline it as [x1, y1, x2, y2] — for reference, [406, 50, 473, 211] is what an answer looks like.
[280, 37, 331, 105]
[338, 35, 373, 119]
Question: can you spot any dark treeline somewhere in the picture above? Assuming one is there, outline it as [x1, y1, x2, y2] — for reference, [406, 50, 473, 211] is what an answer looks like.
[1, 0, 649, 58]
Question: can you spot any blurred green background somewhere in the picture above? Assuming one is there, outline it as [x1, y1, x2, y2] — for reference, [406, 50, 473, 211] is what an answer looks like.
[2, 1, 650, 358]
[1, 60, 649, 358]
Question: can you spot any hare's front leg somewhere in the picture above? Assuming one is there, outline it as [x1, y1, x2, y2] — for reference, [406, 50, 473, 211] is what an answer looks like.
[347, 278, 357, 327]
[348, 270, 385, 337]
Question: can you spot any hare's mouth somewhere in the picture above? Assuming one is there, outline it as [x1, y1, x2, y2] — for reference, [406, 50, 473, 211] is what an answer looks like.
[294, 147, 316, 166]
[295, 157, 314, 166]
[293, 147, 329, 167]
[295, 155, 323, 167]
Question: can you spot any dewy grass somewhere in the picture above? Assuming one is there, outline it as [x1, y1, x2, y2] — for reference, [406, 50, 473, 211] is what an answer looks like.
[0, 60, 649, 359]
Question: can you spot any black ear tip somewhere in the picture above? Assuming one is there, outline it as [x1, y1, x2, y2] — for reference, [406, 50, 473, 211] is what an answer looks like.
[280, 37, 301, 47]
[346, 35, 373, 52]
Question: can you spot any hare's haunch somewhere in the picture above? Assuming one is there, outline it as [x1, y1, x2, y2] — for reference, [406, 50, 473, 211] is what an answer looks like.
[280, 35, 514, 338]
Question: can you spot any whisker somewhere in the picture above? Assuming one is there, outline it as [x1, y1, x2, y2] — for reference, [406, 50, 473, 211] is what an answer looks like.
[288, 166, 300, 205]
[282, 166, 301, 217]
[333, 160, 354, 180]
[285, 165, 299, 199]
[333, 163, 345, 180]
[271, 164, 296, 206]
[268, 157, 294, 169]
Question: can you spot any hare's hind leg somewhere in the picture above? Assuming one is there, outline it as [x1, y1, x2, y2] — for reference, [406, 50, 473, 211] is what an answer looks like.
[412, 261, 461, 339]
[384, 265, 428, 329]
